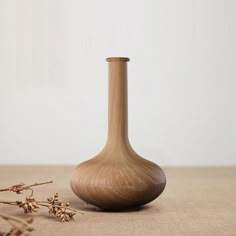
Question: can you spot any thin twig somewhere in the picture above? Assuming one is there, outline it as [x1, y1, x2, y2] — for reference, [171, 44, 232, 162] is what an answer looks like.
[0, 201, 83, 214]
[0, 213, 34, 235]
[0, 181, 53, 194]
[25, 181, 53, 189]
[0, 201, 18, 205]
[37, 201, 83, 214]
[0, 214, 30, 226]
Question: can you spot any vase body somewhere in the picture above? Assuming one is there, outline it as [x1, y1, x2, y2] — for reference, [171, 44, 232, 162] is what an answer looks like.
[70, 57, 166, 211]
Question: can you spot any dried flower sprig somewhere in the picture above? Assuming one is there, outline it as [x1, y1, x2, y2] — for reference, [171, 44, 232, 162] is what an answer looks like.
[39, 193, 81, 222]
[0, 181, 53, 196]
[0, 180, 83, 236]
[0, 193, 83, 222]
[0, 214, 34, 236]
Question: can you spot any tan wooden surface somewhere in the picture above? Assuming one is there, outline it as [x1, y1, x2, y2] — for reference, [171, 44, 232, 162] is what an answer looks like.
[0, 166, 235, 236]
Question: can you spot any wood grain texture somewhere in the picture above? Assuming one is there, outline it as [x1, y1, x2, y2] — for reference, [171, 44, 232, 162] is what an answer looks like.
[0, 166, 236, 236]
[70, 58, 166, 210]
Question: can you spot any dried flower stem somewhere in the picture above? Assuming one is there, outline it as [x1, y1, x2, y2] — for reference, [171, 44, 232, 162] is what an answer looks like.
[37, 201, 79, 213]
[0, 201, 79, 213]
[0, 180, 83, 224]
[0, 193, 84, 222]
[0, 213, 34, 236]
[0, 201, 18, 206]
[0, 214, 30, 226]
[0, 181, 53, 196]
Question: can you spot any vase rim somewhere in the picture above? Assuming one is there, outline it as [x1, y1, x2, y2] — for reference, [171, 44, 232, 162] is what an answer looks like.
[106, 57, 130, 62]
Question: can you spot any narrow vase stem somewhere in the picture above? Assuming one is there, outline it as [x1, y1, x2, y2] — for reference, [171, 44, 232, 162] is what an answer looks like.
[106, 58, 130, 147]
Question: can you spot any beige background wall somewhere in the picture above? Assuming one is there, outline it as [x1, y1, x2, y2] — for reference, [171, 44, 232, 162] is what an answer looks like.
[0, 0, 235, 165]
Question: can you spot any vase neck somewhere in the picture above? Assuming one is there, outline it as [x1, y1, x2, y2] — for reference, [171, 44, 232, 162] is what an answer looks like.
[106, 58, 130, 146]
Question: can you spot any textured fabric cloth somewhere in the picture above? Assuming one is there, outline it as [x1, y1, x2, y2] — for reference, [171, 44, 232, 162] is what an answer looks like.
[0, 166, 235, 236]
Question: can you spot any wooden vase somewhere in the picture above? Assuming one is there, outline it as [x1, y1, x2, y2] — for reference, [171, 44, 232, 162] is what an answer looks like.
[70, 57, 166, 211]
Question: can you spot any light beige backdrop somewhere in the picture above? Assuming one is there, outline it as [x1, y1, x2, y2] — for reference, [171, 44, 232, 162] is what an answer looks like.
[0, 0, 235, 165]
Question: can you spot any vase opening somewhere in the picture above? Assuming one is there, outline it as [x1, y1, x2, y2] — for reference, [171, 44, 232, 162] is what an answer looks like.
[106, 57, 130, 62]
